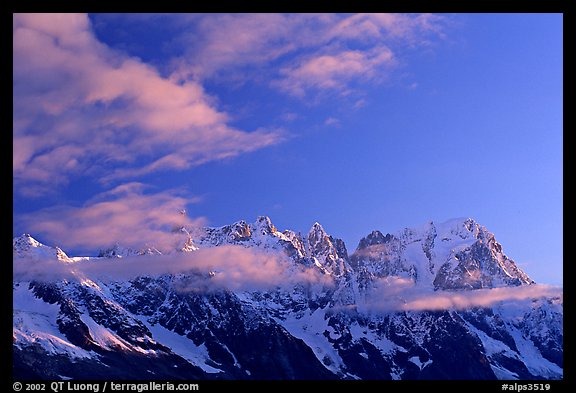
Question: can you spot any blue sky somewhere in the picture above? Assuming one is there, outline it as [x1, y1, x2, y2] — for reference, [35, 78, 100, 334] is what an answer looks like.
[13, 13, 562, 286]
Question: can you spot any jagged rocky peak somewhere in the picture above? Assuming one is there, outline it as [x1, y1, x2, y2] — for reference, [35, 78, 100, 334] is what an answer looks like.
[98, 244, 132, 258]
[463, 217, 475, 230]
[252, 215, 277, 235]
[13, 233, 71, 262]
[357, 230, 395, 250]
[355, 220, 438, 254]
[98, 243, 162, 258]
[434, 227, 534, 290]
[349, 217, 534, 290]
[54, 247, 71, 261]
[432, 218, 535, 289]
[279, 229, 307, 261]
[220, 216, 277, 241]
[179, 235, 199, 252]
[330, 237, 349, 261]
[174, 227, 199, 252]
[306, 222, 335, 256]
[434, 217, 479, 240]
[194, 216, 296, 250]
[307, 222, 350, 277]
[228, 220, 252, 241]
[309, 221, 325, 235]
[13, 233, 43, 253]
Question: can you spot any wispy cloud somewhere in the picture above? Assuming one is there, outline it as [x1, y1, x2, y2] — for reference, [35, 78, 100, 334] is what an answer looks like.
[326, 13, 446, 44]
[360, 276, 562, 312]
[13, 13, 282, 195]
[17, 182, 205, 253]
[276, 47, 395, 97]
[13, 13, 447, 196]
[178, 13, 300, 79]
[172, 13, 448, 97]
[324, 117, 341, 127]
[13, 249, 560, 308]
[399, 285, 562, 311]
[13, 244, 333, 293]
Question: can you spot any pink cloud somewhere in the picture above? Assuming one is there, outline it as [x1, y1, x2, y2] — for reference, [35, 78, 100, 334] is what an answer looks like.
[399, 285, 562, 311]
[14, 247, 559, 306]
[13, 13, 282, 195]
[102, 125, 283, 183]
[173, 13, 446, 97]
[80, 246, 296, 291]
[276, 47, 395, 97]
[17, 182, 205, 253]
[187, 13, 301, 78]
[324, 117, 340, 127]
[362, 276, 562, 312]
[13, 13, 447, 195]
[327, 13, 446, 43]
[14, 243, 333, 293]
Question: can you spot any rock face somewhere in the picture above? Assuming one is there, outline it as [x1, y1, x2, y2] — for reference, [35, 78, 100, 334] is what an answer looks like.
[12, 217, 562, 380]
[350, 218, 533, 290]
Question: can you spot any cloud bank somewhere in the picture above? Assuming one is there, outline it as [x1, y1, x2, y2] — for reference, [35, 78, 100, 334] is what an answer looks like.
[399, 285, 562, 311]
[14, 13, 447, 194]
[13, 245, 333, 293]
[360, 276, 562, 312]
[13, 13, 282, 196]
[17, 183, 205, 253]
[13, 244, 560, 311]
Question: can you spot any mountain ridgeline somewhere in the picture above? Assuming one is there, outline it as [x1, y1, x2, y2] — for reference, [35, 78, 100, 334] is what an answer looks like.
[13, 217, 562, 380]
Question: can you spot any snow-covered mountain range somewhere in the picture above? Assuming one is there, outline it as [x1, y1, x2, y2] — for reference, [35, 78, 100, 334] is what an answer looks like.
[13, 217, 562, 380]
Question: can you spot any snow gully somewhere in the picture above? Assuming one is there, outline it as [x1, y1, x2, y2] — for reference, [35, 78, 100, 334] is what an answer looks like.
[51, 382, 100, 393]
